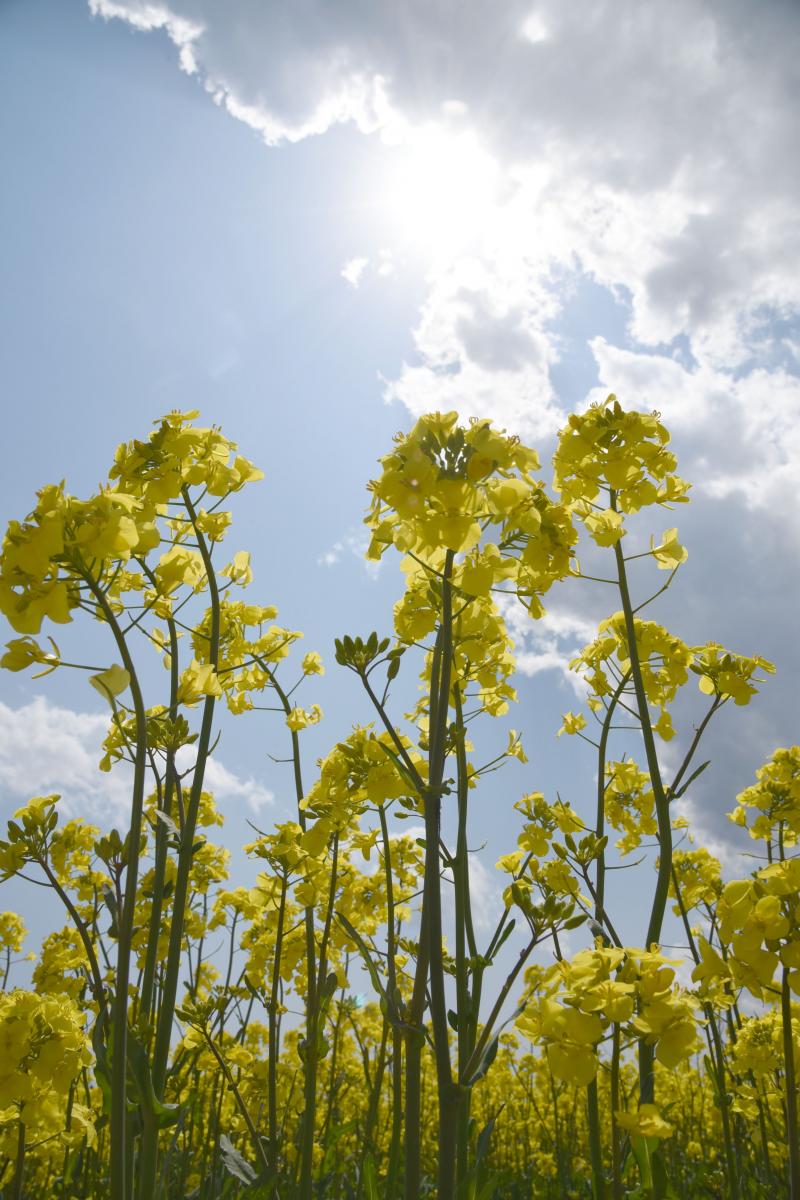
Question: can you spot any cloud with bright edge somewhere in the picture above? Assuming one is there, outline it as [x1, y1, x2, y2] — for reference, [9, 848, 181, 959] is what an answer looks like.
[89, 0, 800, 512]
[0, 698, 274, 821]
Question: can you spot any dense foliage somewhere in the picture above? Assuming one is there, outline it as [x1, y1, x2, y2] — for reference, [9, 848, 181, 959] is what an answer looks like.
[0, 400, 795, 1199]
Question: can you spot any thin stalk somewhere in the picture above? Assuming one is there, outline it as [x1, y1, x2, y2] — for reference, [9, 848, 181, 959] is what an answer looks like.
[671, 865, 740, 1200]
[197, 1027, 270, 1178]
[595, 671, 631, 923]
[267, 874, 288, 1179]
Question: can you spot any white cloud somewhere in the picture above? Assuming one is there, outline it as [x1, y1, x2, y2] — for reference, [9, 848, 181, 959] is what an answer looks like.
[340, 251, 397, 288]
[90, 0, 799, 375]
[318, 527, 381, 577]
[383, 255, 564, 435]
[499, 597, 596, 694]
[588, 339, 800, 522]
[90, 1, 800, 558]
[341, 256, 369, 287]
[672, 792, 749, 879]
[0, 697, 274, 823]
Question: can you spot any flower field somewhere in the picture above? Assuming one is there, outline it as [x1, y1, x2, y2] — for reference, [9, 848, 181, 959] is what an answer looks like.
[0, 398, 796, 1199]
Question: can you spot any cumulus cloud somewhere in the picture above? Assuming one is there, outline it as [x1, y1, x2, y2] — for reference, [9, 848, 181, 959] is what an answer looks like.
[383, 255, 564, 436]
[90, 0, 799, 369]
[588, 338, 800, 521]
[499, 598, 596, 694]
[0, 697, 274, 823]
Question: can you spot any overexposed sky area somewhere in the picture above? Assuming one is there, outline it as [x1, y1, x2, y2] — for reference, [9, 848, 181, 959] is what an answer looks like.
[1, 0, 799, 951]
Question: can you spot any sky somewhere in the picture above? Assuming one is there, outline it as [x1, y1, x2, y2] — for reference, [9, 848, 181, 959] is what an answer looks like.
[1, 0, 799, 960]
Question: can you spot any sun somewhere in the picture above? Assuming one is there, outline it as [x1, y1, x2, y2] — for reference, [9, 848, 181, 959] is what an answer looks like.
[378, 123, 500, 257]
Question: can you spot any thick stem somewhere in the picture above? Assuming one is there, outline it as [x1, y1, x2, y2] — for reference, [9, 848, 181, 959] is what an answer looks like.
[587, 1079, 605, 1199]
[424, 551, 458, 1200]
[610, 1025, 623, 1200]
[299, 834, 339, 1200]
[11, 1119, 25, 1200]
[404, 925, 430, 1200]
[86, 580, 149, 1200]
[452, 685, 474, 1188]
[387, 1029, 404, 1198]
[611, 505, 670, 1107]
[783, 966, 800, 1197]
[139, 576, 180, 1026]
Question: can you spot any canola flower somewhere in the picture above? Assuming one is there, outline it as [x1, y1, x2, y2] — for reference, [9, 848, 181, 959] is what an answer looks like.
[0, 401, 794, 1200]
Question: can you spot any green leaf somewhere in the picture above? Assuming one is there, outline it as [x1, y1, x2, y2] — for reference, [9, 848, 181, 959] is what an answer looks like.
[219, 1134, 257, 1185]
[362, 1152, 379, 1200]
[126, 1029, 181, 1130]
[463, 1005, 524, 1088]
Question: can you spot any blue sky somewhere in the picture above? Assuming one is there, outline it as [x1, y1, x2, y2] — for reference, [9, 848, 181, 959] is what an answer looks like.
[2, 0, 799, 958]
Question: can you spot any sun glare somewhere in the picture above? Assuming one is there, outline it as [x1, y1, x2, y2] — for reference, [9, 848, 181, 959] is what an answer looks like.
[379, 124, 500, 256]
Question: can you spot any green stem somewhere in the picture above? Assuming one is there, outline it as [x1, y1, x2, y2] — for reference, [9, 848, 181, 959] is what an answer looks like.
[139, 565, 180, 1027]
[151, 494, 221, 1101]
[671, 865, 740, 1200]
[199, 1027, 270, 1177]
[452, 685, 474, 1188]
[610, 1024, 623, 1200]
[86, 579, 149, 1200]
[379, 807, 403, 1199]
[783, 966, 800, 1197]
[404, 924, 430, 1200]
[424, 550, 458, 1200]
[610, 499, 670, 1108]
[267, 874, 288, 1180]
[11, 1119, 25, 1200]
[587, 1078, 605, 1199]
[595, 671, 630, 924]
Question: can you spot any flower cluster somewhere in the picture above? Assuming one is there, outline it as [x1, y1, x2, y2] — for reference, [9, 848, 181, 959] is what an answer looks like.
[0, 990, 94, 1160]
[366, 412, 577, 618]
[552, 395, 690, 547]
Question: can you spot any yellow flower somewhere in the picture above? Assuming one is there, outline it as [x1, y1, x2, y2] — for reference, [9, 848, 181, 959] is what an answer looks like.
[286, 704, 323, 732]
[0, 912, 25, 953]
[615, 1104, 674, 1140]
[89, 663, 130, 702]
[220, 551, 253, 586]
[178, 660, 223, 705]
[557, 712, 586, 737]
[301, 651, 325, 676]
[651, 527, 688, 570]
[155, 546, 206, 594]
[1, 636, 59, 675]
